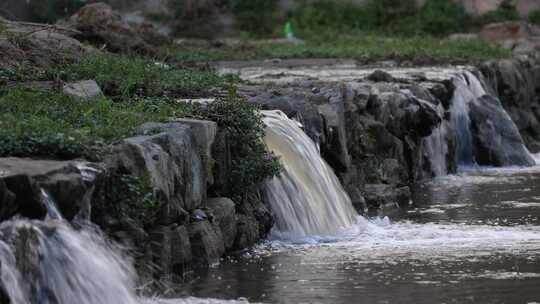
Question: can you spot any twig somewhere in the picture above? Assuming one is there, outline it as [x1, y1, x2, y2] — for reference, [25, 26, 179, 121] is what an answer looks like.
[0, 20, 81, 35]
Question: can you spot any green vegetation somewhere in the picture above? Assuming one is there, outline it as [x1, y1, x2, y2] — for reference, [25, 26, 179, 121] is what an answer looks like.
[58, 53, 224, 99]
[0, 88, 178, 160]
[230, 0, 279, 36]
[529, 10, 540, 25]
[170, 34, 511, 64]
[0, 52, 280, 197]
[107, 173, 160, 227]
[193, 88, 281, 198]
[477, 0, 520, 25]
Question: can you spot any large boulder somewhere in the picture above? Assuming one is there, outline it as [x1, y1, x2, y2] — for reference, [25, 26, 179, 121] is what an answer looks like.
[0, 18, 91, 70]
[107, 122, 207, 225]
[470, 95, 536, 166]
[62, 3, 169, 55]
[479, 21, 540, 53]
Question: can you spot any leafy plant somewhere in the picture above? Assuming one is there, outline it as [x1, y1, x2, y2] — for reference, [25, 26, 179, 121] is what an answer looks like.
[190, 88, 281, 198]
[106, 173, 160, 227]
[529, 10, 540, 25]
[417, 0, 468, 36]
[478, 0, 520, 25]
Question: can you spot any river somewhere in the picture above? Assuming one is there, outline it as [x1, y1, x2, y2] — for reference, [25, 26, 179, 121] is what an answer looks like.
[181, 166, 540, 303]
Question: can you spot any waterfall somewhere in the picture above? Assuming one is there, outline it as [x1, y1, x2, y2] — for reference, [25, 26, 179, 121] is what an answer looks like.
[0, 192, 246, 304]
[449, 71, 487, 167]
[262, 110, 358, 241]
[423, 102, 449, 177]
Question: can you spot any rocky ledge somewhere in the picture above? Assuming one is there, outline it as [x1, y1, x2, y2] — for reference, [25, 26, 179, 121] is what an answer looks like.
[0, 119, 272, 283]
[218, 56, 540, 212]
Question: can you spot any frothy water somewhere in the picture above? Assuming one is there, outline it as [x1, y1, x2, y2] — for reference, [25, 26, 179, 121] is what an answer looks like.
[262, 110, 357, 241]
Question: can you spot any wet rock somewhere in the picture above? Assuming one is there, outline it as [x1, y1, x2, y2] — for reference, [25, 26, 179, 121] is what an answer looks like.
[0, 158, 98, 221]
[188, 220, 225, 267]
[149, 225, 192, 276]
[479, 58, 540, 152]
[191, 209, 208, 222]
[234, 214, 260, 250]
[63, 80, 103, 101]
[367, 70, 395, 82]
[470, 95, 535, 167]
[206, 197, 237, 250]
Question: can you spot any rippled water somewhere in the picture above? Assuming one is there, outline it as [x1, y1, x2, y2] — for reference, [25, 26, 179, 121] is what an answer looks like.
[181, 167, 540, 303]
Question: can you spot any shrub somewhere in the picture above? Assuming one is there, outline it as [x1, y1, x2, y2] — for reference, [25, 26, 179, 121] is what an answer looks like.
[417, 0, 468, 36]
[229, 0, 279, 36]
[28, 0, 86, 23]
[191, 88, 282, 198]
[478, 0, 520, 25]
[529, 10, 540, 25]
[106, 173, 160, 227]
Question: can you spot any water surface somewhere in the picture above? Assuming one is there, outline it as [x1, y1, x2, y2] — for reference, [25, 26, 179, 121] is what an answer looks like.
[180, 167, 540, 303]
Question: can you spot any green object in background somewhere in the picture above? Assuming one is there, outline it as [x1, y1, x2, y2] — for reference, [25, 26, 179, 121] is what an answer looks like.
[285, 20, 295, 39]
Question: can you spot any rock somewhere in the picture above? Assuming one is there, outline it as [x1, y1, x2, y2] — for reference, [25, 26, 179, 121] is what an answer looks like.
[479, 21, 540, 53]
[171, 225, 192, 274]
[63, 80, 104, 101]
[149, 225, 192, 275]
[0, 179, 16, 222]
[234, 214, 260, 250]
[0, 22, 91, 70]
[363, 184, 411, 209]
[191, 209, 208, 222]
[206, 197, 237, 250]
[188, 220, 225, 267]
[469, 95, 536, 166]
[62, 3, 168, 55]
[108, 122, 207, 222]
[0, 158, 98, 221]
[367, 70, 395, 82]
[448, 33, 479, 41]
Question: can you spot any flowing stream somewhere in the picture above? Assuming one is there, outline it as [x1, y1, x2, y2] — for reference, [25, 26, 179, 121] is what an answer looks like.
[181, 105, 540, 303]
[2, 71, 540, 303]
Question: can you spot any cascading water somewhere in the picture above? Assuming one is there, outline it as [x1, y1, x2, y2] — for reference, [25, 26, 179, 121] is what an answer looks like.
[0, 191, 248, 304]
[449, 71, 487, 167]
[422, 103, 449, 177]
[262, 110, 358, 240]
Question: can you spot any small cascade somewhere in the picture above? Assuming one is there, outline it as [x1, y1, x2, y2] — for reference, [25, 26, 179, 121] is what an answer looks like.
[262, 110, 358, 240]
[0, 192, 245, 304]
[449, 71, 487, 167]
[423, 103, 449, 177]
